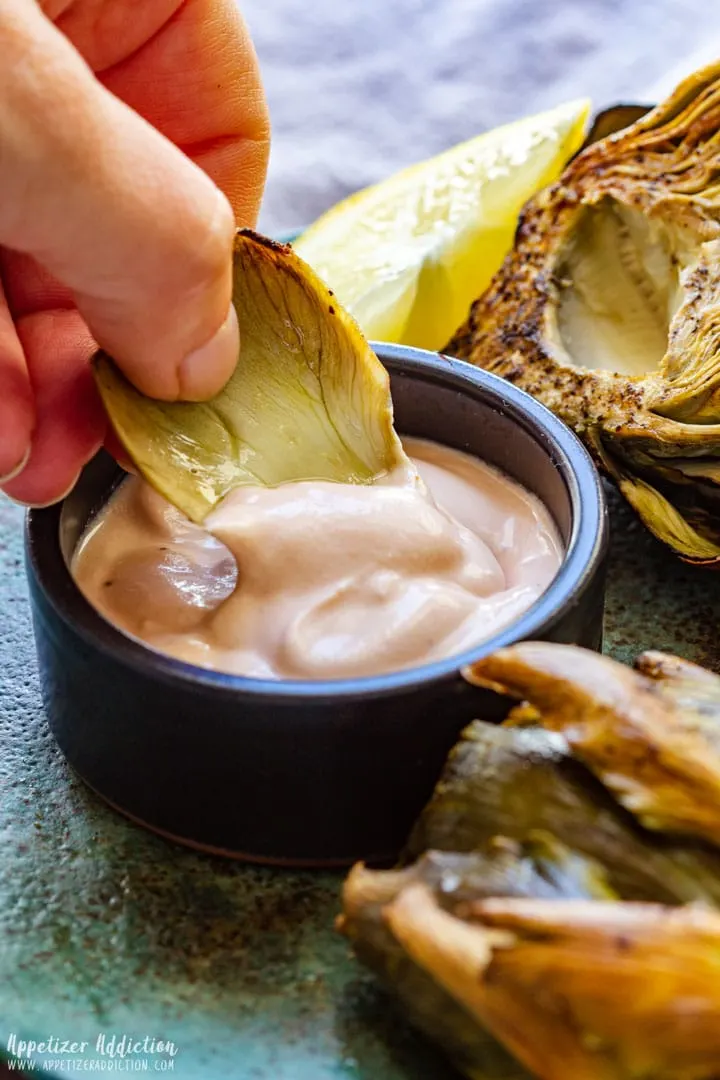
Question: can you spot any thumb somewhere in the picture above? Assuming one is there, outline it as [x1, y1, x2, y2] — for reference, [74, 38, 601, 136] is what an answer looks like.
[0, 4, 242, 403]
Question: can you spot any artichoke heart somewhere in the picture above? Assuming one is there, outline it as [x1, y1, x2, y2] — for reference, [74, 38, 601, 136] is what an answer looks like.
[446, 61, 720, 564]
[95, 230, 405, 523]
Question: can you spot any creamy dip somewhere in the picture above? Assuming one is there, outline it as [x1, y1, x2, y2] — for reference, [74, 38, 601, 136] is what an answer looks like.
[72, 439, 562, 680]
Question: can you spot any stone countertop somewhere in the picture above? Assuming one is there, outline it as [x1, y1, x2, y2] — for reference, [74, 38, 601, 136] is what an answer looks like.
[3, 6, 720, 1077]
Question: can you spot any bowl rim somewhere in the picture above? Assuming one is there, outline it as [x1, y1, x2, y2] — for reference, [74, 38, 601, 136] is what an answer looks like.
[26, 343, 607, 704]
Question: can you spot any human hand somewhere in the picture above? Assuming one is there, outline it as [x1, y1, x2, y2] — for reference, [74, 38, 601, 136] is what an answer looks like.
[0, 0, 269, 506]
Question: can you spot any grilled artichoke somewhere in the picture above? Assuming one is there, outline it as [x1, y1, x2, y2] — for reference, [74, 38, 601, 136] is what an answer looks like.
[405, 718, 720, 908]
[446, 61, 720, 564]
[340, 834, 614, 1080]
[466, 642, 720, 846]
[95, 230, 405, 523]
[384, 888, 720, 1080]
[341, 644, 720, 1079]
[578, 104, 651, 150]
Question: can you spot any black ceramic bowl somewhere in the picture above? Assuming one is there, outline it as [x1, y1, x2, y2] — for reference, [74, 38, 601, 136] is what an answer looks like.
[26, 344, 607, 866]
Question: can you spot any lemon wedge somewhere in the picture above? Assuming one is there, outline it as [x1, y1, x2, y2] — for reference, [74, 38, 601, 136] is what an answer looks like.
[294, 99, 591, 350]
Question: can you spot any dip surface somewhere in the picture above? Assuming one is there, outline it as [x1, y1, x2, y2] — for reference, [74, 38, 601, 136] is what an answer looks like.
[72, 439, 562, 680]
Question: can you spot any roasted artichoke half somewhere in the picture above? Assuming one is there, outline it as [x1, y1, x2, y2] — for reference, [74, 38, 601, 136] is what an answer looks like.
[340, 643, 720, 1079]
[446, 61, 720, 565]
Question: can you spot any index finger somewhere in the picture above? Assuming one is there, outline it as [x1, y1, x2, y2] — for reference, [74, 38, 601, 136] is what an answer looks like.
[0, 277, 34, 480]
[57, 0, 270, 223]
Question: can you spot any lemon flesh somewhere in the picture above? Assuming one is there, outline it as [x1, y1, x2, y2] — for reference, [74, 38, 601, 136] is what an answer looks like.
[294, 99, 590, 351]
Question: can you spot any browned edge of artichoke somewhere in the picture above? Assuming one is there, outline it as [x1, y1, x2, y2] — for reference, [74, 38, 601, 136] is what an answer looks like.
[464, 642, 720, 847]
[577, 103, 652, 152]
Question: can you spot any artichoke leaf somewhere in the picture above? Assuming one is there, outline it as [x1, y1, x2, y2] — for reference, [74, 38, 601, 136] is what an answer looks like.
[661, 459, 720, 484]
[445, 60, 720, 563]
[614, 457, 720, 497]
[467, 642, 720, 847]
[587, 426, 720, 564]
[636, 649, 720, 726]
[616, 473, 720, 562]
[339, 835, 613, 1080]
[405, 719, 720, 906]
[578, 104, 653, 151]
[600, 416, 720, 461]
[386, 886, 720, 1080]
[636, 649, 720, 689]
[342, 644, 720, 1079]
[649, 240, 720, 421]
[343, 834, 616, 920]
[95, 230, 406, 523]
[592, 428, 720, 561]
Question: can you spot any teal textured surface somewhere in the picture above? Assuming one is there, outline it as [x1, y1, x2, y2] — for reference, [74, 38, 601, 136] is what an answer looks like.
[2, 482, 720, 1079]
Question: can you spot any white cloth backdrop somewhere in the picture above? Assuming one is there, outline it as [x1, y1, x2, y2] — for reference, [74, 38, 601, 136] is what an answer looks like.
[241, 0, 720, 236]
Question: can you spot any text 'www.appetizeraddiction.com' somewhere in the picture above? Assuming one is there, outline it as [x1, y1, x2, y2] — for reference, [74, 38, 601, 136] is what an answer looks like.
[4, 1034, 178, 1072]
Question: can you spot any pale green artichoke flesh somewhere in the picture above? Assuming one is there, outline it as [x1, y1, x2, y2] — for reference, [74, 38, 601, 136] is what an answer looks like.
[553, 199, 686, 377]
[95, 230, 406, 523]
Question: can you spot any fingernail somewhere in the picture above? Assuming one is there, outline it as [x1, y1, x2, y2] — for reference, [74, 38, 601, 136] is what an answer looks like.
[2, 470, 81, 509]
[0, 445, 31, 485]
[178, 304, 239, 401]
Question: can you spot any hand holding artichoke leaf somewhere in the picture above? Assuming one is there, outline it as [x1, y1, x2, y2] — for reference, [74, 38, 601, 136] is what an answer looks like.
[446, 61, 720, 565]
[340, 643, 720, 1079]
[94, 230, 406, 523]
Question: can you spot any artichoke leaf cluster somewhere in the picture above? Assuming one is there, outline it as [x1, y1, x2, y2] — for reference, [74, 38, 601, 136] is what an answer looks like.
[446, 62, 720, 564]
[340, 833, 614, 1080]
[340, 643, 720, 1079]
